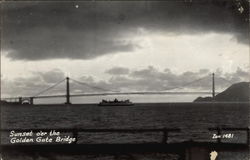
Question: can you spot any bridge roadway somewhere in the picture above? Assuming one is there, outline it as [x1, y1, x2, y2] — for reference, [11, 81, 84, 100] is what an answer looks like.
[2, 91, 216, 99]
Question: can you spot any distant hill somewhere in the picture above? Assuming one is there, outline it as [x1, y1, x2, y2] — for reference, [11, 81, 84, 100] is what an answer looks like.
[194, 82, 250, 102]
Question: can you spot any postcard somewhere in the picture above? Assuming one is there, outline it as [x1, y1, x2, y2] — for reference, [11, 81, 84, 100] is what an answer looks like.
[1, 0, 249, 160]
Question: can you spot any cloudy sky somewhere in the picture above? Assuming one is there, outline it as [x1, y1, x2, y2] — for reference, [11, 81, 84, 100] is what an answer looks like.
[1, 0, 249, 97]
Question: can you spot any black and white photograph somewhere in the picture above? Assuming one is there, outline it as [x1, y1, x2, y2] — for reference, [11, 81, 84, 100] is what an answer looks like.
[0, 0, 249, 160]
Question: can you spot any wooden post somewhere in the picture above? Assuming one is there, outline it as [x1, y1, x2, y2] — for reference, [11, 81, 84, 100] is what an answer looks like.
[72, 129, 78, 144]
[247, 128, 250, 146]
[162, 129, 168, 144]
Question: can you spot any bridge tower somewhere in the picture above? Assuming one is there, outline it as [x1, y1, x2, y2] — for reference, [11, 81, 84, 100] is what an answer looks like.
[65, 77, 71, 104]
[212, 73, 215, 98]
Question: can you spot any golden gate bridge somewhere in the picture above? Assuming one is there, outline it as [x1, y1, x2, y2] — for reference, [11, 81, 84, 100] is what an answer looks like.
[1, 73, 233, 105]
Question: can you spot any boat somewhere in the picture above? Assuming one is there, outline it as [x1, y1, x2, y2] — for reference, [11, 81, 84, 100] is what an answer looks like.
[98, 98, 134, 106]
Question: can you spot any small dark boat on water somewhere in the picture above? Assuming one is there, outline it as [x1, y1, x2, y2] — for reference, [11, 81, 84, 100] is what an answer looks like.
[99, 98, 134, 106]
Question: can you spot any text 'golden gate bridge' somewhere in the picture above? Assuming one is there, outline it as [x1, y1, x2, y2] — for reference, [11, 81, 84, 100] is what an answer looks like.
[1, 73, 233, 105]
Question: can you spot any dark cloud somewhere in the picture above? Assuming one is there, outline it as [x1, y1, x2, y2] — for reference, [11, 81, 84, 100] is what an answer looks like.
[106, 67, 130, 75]
[2, 0, 249, 60]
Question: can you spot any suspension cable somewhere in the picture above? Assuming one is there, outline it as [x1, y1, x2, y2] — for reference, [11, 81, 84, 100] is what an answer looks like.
[163, 74, 210, 90]
[70, 78, 110, 92]
[214, 76, 233, 84]
[32, 78, 66, 97]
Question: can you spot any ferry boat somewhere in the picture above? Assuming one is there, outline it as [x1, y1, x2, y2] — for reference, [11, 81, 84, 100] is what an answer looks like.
[99, 98, 134, 106]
